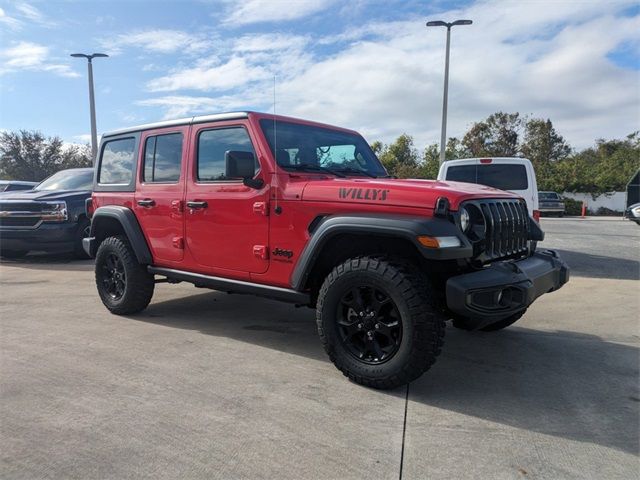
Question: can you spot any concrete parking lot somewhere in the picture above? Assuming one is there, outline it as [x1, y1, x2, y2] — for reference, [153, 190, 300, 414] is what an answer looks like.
[1, 217, 638, 479]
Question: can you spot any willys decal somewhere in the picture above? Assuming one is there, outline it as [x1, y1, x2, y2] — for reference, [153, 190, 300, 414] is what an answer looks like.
[338, 188, 390, 201]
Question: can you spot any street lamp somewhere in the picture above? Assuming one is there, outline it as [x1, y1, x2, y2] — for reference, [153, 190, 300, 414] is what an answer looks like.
[426, 19, 472, 164]
[70, 53, 109, 164]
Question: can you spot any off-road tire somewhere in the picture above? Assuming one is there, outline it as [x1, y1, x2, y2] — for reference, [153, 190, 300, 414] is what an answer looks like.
[0, 249, 28, 259]
[95, 235, 154, 315]
[316, 256, 446, 389]
[452, 309, 527, 332]
[73, 217, 91, 259]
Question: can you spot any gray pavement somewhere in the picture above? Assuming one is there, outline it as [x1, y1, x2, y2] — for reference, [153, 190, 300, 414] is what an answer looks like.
[1, 217, 638, 479]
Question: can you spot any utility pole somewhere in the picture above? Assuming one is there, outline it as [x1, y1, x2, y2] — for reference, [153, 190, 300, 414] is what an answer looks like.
[70, 53, 109, 164]
[426, 20, 472, 164]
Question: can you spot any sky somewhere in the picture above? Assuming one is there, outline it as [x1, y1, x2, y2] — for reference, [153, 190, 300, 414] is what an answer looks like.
[0, 0, 639, 152]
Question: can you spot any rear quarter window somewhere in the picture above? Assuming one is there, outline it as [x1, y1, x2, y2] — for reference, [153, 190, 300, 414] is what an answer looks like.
[99, 137, 136, 185]
[446, 164, 528, 190]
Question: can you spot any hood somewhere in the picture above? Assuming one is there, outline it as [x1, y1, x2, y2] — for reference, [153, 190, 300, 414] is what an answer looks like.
[301, 178, 519, 210]
[0, 189, 90, 202]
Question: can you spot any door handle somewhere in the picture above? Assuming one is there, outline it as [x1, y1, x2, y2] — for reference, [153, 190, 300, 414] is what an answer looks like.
[137, 199, 156, 207]
[186, 200, 208, 209]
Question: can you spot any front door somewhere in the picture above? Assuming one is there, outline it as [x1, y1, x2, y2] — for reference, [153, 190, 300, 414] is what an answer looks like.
[135, 126, 188, 264]
[185, 122, 269, 274]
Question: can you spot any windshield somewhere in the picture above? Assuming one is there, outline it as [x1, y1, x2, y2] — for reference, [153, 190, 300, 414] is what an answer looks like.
[35, 170, 93, 191]
[260, 119, 387, 177]
[539, 192, 560, 200]
[446, 164, 528, 191]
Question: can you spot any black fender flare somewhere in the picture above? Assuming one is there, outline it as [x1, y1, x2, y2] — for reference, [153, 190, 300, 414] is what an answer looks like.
[87, 206, 152, 264]
[290, 214, 471, 290]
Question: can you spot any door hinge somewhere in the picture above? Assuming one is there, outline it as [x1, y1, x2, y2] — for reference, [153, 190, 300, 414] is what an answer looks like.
[253, 201, 269, 216]
[253, 245, 268, 260]
[172, 237, 184, 249]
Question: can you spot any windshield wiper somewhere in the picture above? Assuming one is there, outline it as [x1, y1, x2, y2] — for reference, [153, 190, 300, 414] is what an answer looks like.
[334, 167, 377, 178]
[286, 164, 346, 178]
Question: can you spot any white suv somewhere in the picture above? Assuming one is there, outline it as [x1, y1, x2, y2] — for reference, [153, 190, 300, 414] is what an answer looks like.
[437, 157, 540, 221]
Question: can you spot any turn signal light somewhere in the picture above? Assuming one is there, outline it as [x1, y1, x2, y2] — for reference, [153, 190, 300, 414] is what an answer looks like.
[417, 236, 462, 248]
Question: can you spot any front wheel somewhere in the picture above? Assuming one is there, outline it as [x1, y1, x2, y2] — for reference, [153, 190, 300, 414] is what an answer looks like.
[74, 217, 91, 259]
[95, 235, 154, 314]
[316, 257, 445, 389]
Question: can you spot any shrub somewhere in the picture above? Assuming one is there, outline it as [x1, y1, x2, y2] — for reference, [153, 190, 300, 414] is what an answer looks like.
[562, 197, 583, 216]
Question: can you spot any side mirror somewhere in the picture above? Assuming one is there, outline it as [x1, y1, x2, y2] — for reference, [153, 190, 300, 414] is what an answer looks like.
[225, 150, 263, 189]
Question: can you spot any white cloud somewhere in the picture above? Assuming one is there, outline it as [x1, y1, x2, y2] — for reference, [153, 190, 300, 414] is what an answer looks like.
[140, 1, 639, 150]
[146, 57, 270, 92]
[0, 7, 22, 30]
[136, 96, 219, 119]
[105, 29, 211, 55]
[14, 3, 55, 26]
[233, 33, 309, 52]
[222, 0, 336, 25]
[0, 41, 79, 77]
[73, 134, 91, 143]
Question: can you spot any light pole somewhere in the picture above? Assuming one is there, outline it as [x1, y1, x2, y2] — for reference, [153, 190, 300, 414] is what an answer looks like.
[70, 53, 108, 164]
[426, 19, 472, 164]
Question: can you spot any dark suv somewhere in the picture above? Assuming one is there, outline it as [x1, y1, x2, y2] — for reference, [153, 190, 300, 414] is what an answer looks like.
[84, 112, 569, 389]
[0, 168, 93, 259]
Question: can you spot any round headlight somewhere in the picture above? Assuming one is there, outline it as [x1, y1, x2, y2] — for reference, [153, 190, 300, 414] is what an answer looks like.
[459, 207, 470, 232]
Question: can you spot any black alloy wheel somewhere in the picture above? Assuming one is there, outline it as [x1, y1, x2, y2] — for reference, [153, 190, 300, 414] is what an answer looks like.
[94, 236, 154, 314]
[100, 252, 126, 300]
[337, 286, 402, 364]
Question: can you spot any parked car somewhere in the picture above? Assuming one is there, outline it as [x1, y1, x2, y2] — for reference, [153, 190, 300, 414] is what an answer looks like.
[538, 191, 565, 217]
[0, 180, 37, 192]
[625, 203, 640, 225]
[437, 157, 540, 221]
[0, 168, 93, 259]
[83, 111, 568, 389]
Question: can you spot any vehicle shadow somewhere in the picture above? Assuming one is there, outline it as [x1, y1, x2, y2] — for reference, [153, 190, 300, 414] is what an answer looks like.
[127, 290, 639, 456]
[0, 253, 94, 272]
[552, 249, 639, 280]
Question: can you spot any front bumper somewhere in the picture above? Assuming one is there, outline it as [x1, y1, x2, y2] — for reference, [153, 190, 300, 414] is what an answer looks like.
[0, 222, 77, 253]
[539, 206, 565, 213]
[446, 250, 569, 330]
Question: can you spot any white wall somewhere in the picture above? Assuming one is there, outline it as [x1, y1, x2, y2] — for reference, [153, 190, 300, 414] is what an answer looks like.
[562, 192, 626, 212]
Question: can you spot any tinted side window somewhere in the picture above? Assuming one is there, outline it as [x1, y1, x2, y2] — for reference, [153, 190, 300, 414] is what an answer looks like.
[143, 133, 183, 183]
[99, 138, 136, 184]
[197, 127, 257, 181]
[446, 164, 528, 190]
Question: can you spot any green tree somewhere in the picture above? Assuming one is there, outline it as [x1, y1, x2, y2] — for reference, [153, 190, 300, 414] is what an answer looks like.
[378, 133, 419, 176]
[420, 137, 470, 179]
[0, 130, 91, 181]
[521, 118, 571, 190]
[462, 112, 523, 157]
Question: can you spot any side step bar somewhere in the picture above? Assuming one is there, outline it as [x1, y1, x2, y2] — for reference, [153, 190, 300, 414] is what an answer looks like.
[148, 266, 310, 305]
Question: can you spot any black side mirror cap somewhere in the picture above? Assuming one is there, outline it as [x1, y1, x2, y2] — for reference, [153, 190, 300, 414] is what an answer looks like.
[243, 177, 264, 189]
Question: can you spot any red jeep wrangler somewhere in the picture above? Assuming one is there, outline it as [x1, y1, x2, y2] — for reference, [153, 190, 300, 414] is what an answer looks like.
[84, 112, 568, 389]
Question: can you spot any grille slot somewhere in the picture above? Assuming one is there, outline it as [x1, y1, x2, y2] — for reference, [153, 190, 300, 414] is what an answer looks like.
[465, 199, 530, 262]
[0, 217, 41, 228]
[0, 202, 45, 212]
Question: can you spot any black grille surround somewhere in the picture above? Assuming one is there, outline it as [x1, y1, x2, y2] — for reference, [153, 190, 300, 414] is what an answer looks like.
[461, 198, 531, 264]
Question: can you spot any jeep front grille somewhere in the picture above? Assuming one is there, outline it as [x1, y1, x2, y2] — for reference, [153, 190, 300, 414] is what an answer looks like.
[464, 199, 530, 262]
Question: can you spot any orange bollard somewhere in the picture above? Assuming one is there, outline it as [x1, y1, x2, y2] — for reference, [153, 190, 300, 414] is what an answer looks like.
[581, 202, 586, 218]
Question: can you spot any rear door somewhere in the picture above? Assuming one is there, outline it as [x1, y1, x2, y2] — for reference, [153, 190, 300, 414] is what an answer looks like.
[440, 159, 535, 215]
[134, 127, 188, 264]
[184, 120, 269, 274]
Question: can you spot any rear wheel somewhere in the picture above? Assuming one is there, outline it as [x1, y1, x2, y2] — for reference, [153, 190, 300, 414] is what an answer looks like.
[316, 256, 445, 389]
[95, 236, 154, 314]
